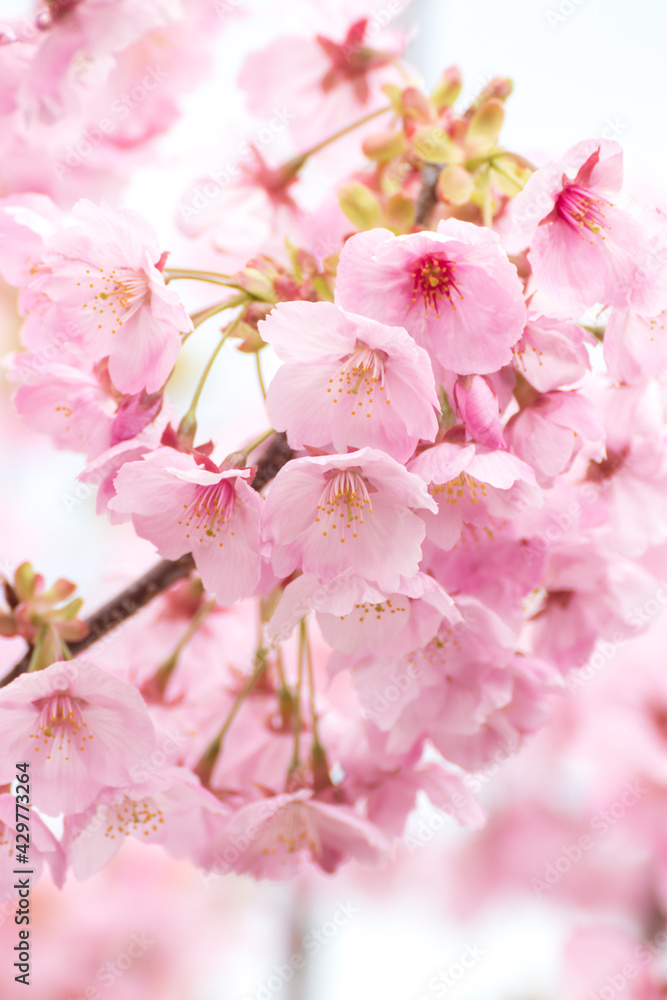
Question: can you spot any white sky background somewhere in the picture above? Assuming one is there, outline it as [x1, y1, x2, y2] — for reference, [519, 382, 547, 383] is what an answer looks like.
[2, 1, 666, 997]
[409, 0, 667, 207]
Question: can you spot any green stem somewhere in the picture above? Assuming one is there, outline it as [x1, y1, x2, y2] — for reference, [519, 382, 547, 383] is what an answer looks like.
[151, 597, 216, 698]
[182, 314, 242, 426]
[191, 296, 248, 329]
[164, 269, 235, 285]
[245, 427, 274, 455]
[195, 647, 267, 786]
[226, 428, 275, 468]
[482, 166, 493, 229]
[297, 104, 393, 161]
[181, 296, 248, 346]
[255, 351, 267, 402]
[288, 621, 306, 775]
[489, 158, 525, 193]
[303, 622, 320, 747]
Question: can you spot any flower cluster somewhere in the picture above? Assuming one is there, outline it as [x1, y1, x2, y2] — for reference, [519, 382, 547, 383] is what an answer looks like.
[1, 0, 667, 904]
[0, 0, 224, 204]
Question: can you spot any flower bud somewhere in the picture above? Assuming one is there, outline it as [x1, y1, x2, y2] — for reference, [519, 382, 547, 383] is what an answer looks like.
[466, 99, 505, 156]
[338, 182, 383, 230]
[431, 66, 462, 110]
[437, 164, 474, 205]
[412, 125, 462, 165]
[362, 130, 408, 162]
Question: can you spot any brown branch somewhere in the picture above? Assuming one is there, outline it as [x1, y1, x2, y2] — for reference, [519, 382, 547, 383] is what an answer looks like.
[414, 163, 441, 228]
[1, 433, 293, 688]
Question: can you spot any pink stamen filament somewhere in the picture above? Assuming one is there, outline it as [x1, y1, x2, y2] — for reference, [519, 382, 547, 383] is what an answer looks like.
[556, 184, 612, 242]
[79, 265, 148, 335]
[30, 693, 91, 759]
[179, 479, 235, 546]
[316, 470, 373, 542]
[327, 344, 391, 416]
[411, 255, 463, 318]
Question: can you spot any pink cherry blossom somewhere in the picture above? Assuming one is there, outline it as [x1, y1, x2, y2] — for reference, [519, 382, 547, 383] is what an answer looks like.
[178, 146, 306, 261]
[340, 729, 486, 834]
[453, 375, 504, 449]
[343, 596, 556, 769]
[260, 300, 438, 461]
[269, 568, 459, 655]
[0, 660, 156, 816]
[109, 446, 263, 604]
[509, 139, 648, 312]
[584, 384, 667, 556]
[201, 789, 392, 879]
[0, 193, 63, 291]
[36, 199, 192, 393]
[262, 447, 437, 592]
[17, 0, 183, 128]
[604, 307, 667, 385]
[77, 405, 169, 523]
[64, 767, 228, 879]
[334, 220, 527, 375]
[237, 15, 407, 148]
[527, 541, 655, 671]
[0, 792, 65, 896]
[505, 389, 605, 484]
[425, 528, 547, 627]
[513, 312, 595, 392]
[408, 438, 539, 550]
[8, 358, 116, 460]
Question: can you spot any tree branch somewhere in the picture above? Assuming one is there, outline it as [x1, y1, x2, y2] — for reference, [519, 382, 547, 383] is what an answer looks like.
[1, 433, 294, 687]
[414, 163, 441, 228]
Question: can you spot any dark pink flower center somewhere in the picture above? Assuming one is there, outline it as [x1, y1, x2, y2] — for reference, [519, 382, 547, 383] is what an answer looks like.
[411, 255, 463, 317]
[179, 480, 235, 546]
[30, 693, 91, 760]
[316, 19, 391, 101]
[316, 470, 373, 542]
[242, 147, 301, 210]
[556, 184, 612, 242]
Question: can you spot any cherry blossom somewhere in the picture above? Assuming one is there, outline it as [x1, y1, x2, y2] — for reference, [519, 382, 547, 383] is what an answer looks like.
[0, 660, 156, 816]
[509, 139, 648, 312]
[8, 358, 117, 460]
[0, 792, 65, 897]
[109, 446, 263, 604]
[260, 300, 438, 461]
[505, 389, 605, 484]
[512, 312, 595, 392]
[37, 199, 192, 393]
[237, 13, 408, 148]
[262, 448, 436, 591]
[408, 438, 540, 550]
[64, 767, 228, 879]
[334, 220, 527, 374]
[200, 789, 392, 879]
